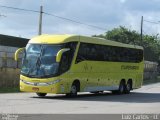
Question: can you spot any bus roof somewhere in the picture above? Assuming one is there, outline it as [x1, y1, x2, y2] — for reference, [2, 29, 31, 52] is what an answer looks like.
[29, 34, 143, 49]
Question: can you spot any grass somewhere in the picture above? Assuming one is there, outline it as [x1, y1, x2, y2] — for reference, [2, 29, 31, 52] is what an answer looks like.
[0, 87, 20, 93]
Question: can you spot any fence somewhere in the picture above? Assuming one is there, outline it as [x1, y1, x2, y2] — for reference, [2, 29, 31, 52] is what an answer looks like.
[0, 51, 22, 68]
[0, 46, 22, 88]
[0, 68, 20, 87]
[144, 61, 158, 80]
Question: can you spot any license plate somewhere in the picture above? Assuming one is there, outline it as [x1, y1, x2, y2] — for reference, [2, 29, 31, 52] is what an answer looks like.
[32, 87, 39, 91]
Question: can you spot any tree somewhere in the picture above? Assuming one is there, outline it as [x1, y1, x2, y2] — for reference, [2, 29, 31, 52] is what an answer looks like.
[93, 26, 160, 62]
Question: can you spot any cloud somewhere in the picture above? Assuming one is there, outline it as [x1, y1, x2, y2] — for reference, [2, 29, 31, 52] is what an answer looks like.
[0, 0, 159, 38]
[120, 0, 127, 3]
[124, 0, 160, 12]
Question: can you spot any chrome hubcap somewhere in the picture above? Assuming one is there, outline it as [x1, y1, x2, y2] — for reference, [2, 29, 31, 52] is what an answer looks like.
[127, 83, 131, 91]
[120, 84, 124, 93]
[71, 85, 77, 94]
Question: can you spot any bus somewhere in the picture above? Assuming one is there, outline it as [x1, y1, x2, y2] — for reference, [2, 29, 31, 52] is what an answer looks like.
[15, 34, 144, 97]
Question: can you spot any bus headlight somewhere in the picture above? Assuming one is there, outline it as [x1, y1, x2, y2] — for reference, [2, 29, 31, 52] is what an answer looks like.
[47, 79, 61, 85]
[20, 80, 34, 85]
[20, 79, 61, 86]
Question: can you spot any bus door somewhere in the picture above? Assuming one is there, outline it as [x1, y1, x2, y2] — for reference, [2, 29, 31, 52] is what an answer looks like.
[74, 43, 90, 91]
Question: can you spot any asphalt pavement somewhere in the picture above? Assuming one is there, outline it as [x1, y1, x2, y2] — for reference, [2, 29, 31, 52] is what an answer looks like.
[0, 83, 160, 114]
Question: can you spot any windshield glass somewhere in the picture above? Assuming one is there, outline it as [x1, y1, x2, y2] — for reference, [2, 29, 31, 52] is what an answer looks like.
[21, 44, 63, 78]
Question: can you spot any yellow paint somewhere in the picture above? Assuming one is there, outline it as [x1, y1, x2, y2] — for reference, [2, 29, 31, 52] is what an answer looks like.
[15, 48, 24, 61]
[56, 48, 70, 62]
[19, 34, 144, 94]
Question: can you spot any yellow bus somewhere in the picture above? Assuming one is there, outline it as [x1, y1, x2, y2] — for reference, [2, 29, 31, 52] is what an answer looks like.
[15, 34, 144, 97]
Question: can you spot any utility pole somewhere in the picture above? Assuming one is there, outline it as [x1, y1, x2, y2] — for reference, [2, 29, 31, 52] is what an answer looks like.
[140, 16, 143, 46]
[38, 6, 43, 35]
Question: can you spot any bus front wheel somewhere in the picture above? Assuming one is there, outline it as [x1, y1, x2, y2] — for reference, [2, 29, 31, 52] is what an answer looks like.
[66, 81, 80, 97]
[36, 93, 47, 97]
[71, 84, 78, 96]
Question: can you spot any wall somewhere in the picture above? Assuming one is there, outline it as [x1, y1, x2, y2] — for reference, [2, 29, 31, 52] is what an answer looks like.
[0, 45, 22, 88]
[0, 68, 20, 87]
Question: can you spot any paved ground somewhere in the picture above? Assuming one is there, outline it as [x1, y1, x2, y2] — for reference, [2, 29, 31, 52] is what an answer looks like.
[0, 83, 160, 114]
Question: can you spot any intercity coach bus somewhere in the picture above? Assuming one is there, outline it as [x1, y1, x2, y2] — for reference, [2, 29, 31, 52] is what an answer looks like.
[15, 34, 144, 97]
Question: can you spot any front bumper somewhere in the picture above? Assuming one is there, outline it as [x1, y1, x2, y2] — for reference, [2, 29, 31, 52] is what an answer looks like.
[19, 75, 63, 94]
[20, 80, 61, 94]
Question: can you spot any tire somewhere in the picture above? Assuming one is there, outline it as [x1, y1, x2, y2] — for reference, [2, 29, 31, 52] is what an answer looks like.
[112, 80, 125, 94]
[118, 80, 125, 94]
[66, 83, 78, 97]
[125, 81, 132, 94]
[36, 93, 47, 97]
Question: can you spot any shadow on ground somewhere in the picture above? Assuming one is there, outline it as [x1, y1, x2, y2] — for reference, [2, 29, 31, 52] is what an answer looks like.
[31, 92, 160, 103]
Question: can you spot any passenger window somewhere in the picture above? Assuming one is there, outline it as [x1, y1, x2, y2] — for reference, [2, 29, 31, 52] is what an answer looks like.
[76, 42, 143, 63]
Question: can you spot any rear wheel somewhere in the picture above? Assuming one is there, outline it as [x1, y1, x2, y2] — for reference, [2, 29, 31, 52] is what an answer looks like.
[112, 80, 125, 94]
[36, 93, 47, 97]
[119, 81, 125, 94]
[125, 81, 132, 94]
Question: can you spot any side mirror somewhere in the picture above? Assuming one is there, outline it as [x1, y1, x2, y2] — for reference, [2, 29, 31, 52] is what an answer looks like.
[56, 48, 70, 62]
[15, 48, 25, 61]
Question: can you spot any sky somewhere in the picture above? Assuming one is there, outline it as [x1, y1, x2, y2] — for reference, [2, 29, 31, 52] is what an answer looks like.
[0, 0, 160, 39]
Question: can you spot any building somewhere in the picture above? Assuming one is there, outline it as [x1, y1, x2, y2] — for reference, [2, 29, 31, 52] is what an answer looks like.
[0, 34, 29, 87]
[0, 34, 29, 68]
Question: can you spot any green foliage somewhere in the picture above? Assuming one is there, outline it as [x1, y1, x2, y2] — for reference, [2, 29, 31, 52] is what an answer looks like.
[93, 26, 160, 62]
[0, 87, 19, 93]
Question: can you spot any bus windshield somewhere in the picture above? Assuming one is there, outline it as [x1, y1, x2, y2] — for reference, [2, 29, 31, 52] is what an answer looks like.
[21, 44, 63, 78]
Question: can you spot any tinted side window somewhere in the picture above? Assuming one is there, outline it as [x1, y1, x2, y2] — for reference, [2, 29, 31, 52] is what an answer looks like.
[76, 43, 88, 63]
[76, 42, 143, 63]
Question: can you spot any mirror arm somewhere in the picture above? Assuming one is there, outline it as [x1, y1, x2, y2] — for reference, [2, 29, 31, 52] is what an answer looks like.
[15, 48, 25, 61]
[56, 48, 70, 62]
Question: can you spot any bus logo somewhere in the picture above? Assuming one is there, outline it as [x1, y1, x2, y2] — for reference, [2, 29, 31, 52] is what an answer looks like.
[121, 65, 139, 70]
